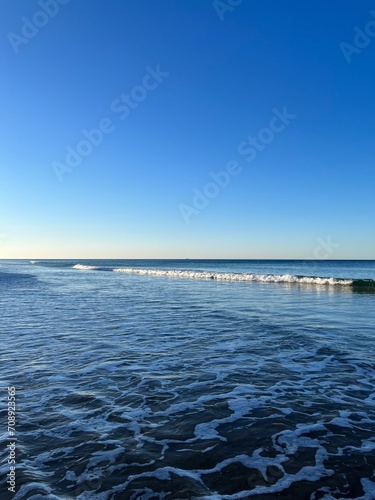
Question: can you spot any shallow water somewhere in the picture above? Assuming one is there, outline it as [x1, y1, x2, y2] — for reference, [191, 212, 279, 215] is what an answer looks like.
[0, 260, 374, 499]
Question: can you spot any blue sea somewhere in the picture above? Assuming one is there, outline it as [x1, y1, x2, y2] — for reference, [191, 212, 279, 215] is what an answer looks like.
[0, 259, 375, 499]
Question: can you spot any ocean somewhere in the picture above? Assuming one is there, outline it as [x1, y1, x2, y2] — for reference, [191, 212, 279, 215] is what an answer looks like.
[0, 259, 374, 499]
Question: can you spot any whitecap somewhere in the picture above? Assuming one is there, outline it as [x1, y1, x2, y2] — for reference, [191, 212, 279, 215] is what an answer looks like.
[72, 264, 98, 271]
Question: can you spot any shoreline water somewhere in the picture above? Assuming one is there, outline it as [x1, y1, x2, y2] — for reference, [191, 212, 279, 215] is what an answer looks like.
[0, 259, 374, 498]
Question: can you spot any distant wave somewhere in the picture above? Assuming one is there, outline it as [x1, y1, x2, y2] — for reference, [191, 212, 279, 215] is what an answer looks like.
[72, 264, 113, 272]
[30, 260, 39, 264]
[71, 264, 375, 290]
[72, 264, 99, 271]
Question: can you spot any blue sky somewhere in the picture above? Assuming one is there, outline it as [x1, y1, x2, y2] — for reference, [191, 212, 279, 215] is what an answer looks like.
[1, 0, 374, 258]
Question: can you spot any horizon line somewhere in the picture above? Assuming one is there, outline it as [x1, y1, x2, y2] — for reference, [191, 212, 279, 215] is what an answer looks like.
[1, 258, 375, 262]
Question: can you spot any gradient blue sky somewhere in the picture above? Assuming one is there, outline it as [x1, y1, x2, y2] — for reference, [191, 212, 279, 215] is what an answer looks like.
[1, 0, 374, 258]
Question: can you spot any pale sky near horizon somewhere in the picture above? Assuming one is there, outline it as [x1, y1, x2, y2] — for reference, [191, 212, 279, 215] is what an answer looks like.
[1, 0, 375, 259]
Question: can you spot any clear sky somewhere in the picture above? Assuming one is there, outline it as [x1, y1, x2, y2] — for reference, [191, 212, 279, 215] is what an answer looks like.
[1, 0, 374, 259]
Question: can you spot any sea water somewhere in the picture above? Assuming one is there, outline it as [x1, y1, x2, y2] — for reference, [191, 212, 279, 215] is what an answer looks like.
[0, 260, 374, 499]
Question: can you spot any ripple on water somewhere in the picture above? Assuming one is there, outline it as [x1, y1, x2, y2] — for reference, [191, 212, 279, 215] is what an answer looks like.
[1, 262, 375, 498]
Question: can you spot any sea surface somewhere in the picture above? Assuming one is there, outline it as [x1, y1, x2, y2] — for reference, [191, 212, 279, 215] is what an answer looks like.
[0, 259, 375, 500]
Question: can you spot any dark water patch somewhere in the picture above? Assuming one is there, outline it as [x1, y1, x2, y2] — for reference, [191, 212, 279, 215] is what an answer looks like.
[206, 461, 264, 494]
[0, 271, 37, 286]
[351, 278, 375, 293]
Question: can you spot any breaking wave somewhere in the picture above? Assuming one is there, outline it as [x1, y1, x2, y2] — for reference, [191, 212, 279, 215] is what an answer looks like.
[72, 264, 99, 271]
[71, 264, 375, 290]
[112, 268, 354, 285]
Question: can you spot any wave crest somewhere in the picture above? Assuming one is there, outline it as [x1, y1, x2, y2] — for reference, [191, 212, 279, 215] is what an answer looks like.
[112, 268, 354, 286]
[72, 264, 98, 271]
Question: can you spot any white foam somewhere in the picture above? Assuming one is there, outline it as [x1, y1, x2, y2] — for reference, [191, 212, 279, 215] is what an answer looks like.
[72, 264, 98, 271]
[360, 478, 375, 500]
[87, 446, 126, 469]
[112, 268, 353, 286]
[197, 446, 332, 499]
[111, 465, 205, 494]
[14, 482, 57, 500]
